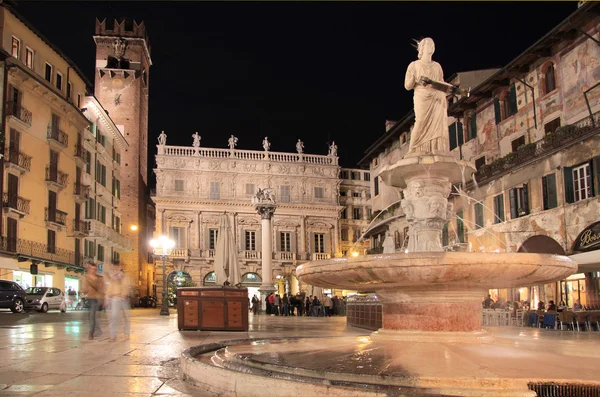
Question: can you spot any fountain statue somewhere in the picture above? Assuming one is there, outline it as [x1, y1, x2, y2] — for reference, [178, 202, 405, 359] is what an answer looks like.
[296, 37, 576, 340]
[180, 38, 581, 397]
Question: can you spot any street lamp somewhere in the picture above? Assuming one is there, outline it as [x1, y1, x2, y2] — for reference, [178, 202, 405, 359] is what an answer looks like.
[150, 235, 175, 316]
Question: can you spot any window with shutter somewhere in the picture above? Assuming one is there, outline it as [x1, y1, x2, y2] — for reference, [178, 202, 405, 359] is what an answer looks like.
[209, 229, 219, 249]
[468, 111, 477, 141]
[374, 177, 379, 196]
[571, 163, 592, 202]
[509, 84, 518, 116]
[314, 187, 324, 199]
[175, 180, 184, 191]
[47, 230, 56, 253]
[449, 123, 457, 150]
[545, 64, 556, 94]
[509, 185, 529, 219]
[341, 229, 348, 241]
[457, 122, 464, 146]
[494, 194, 505, 223]
[246, 183, 255, 195]
[542, 173, 558, 210]
[314, 233, 325, 253]
[280, 232, 291, 252]
[474, 203, 484, 229]
[475, 156, 486, 171]
[456, 210, 465, 243]
[245, 230, 256, 251]
[494, 97, 501, 124]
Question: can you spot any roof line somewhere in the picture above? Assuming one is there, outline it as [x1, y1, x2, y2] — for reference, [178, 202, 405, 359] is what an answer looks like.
[450, 2, 597, 110]
[2, 4, 93, 89]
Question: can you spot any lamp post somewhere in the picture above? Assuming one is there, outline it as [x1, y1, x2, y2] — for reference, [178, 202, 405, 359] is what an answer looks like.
[150, 235, 175, 316]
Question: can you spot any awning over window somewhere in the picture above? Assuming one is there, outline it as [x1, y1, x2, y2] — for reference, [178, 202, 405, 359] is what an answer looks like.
[569, 251, 600, 274]
[0, 256, 20, 271]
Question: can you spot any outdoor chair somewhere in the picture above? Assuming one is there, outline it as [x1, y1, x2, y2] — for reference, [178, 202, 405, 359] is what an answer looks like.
[558, 311, 575, 331]
[542, 312, 557, 329]
[574, 312, 591, 332]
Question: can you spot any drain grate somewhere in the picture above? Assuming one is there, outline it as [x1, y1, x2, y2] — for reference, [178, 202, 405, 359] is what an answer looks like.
[528, 382, 600, 397]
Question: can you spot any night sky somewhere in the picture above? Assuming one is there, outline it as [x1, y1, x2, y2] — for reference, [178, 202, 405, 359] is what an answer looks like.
[14, 1, 577, 179]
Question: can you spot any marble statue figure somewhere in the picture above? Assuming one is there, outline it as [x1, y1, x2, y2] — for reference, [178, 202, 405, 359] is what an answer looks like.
[404, 38, 449, 155]
[263, 137, 271, 151]
[158, 131, 167, 146]
[228, 135, 238, 149]
[192, 132, 201, 148]
[296, 139, 304, 154]
[328, 141, 338, 157]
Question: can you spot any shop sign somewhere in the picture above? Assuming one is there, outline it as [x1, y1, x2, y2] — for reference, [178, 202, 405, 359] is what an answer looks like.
[573, 221, 600, 252]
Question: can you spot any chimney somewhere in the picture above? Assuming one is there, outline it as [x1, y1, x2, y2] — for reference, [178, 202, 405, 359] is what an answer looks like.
[385, 120, 398, 132]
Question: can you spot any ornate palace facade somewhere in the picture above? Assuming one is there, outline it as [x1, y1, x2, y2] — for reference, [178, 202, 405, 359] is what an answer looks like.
[152, 137, 361, 296]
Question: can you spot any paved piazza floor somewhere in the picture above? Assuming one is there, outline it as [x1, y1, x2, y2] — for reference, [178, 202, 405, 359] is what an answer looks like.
[0, 309, 599, 396]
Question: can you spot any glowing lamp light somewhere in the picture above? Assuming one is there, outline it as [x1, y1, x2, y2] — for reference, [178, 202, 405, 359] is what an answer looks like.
[351, 251, 359, 257]
[130, 225, 138, 231]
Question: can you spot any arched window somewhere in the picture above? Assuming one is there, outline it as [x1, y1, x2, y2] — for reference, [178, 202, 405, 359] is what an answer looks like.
[544, 63, 556, 94]
[203, 271, 216, 285]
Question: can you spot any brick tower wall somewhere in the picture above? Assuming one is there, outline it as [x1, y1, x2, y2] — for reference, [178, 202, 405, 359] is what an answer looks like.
[93, 18, 152, 296]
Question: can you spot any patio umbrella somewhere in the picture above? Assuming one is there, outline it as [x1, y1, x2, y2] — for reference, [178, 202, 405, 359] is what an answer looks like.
[214, 213, 241, 286]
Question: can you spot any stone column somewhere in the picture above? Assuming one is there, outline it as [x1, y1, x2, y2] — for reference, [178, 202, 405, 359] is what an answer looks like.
[333, 222, 339, 257]
[255, 198, 277, 312]
[195, 211, 202, 249]
[299, 215, 306, 260]
[156, 208, 165, 236]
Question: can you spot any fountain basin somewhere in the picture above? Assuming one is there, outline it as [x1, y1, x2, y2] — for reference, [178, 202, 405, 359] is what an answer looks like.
[296, 252, 577, 333]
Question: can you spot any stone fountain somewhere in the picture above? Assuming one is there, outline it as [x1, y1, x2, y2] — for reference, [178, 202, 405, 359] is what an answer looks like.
[180, 38, 585, 397]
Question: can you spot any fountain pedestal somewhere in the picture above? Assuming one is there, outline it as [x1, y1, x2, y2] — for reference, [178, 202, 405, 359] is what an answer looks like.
[297, 155, 577, 340]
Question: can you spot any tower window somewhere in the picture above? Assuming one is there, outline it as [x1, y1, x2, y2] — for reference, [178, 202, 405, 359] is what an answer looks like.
[11, 36, 20, 58]
[45, 63, 52, 82]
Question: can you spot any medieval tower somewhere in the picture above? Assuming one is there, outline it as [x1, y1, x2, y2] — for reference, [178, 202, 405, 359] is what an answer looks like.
[93, 18, 152, 295]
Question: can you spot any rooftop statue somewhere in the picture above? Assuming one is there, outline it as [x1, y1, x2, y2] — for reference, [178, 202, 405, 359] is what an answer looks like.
[228, 135, 238, 149]
[158, 130, 167, 146]
[404, 38, 449, 155]
[192, 132, 201, 148]
[328, 141, 338, 157]
[262, 137, 271, 152]
[296, 139, 304, 154]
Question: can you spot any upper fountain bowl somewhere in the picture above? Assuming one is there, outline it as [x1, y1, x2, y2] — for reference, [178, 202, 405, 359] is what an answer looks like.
[379, 154, 475, 187]
[296, 251, 577, 291]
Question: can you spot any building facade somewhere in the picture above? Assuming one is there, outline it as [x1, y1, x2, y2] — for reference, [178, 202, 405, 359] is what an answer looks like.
[360, 2, 600, 309]
[0, 5, 111, 293]
[339, 168, 371, 257]
[152, 139, 344, 300]
[92, 18, 153, 296]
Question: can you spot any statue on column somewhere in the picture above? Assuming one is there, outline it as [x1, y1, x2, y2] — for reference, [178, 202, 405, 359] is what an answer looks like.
[192, 132, 201, 148]
[158, 130, 167, 146]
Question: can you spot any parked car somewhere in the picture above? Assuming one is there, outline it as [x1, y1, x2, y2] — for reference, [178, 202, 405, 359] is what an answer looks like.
[0, 280, 26, 313]
[25, 287, 66, 313]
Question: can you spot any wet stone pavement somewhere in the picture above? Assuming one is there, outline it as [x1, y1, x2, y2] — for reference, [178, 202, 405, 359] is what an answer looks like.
[0, 309, 366, 396]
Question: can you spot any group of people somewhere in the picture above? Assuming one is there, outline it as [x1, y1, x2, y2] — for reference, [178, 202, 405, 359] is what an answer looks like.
[483, 294, 586, 313]
[81, 262, 132, 341]
[251, 293, 346, 317]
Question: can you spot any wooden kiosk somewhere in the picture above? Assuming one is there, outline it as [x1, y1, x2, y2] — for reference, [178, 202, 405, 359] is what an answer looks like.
[176, 286, 249, 331]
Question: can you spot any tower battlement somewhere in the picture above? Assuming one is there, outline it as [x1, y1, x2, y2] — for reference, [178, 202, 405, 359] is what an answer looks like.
[95, 18, 150, 51]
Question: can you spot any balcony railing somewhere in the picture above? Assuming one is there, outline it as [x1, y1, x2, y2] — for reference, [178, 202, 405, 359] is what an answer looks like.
[45, 167, 69, 188]
[244, 250, 261, 259]
[5, 149, 32, 172]
[158, 145, 338, 165]
[6, 101, 32, 127]
[45, 208, 67, 226]
[86, 219, 132, 252]
[170, 249, 191, 258]
[47, 124, 68, 147]
[74, 144, 87, 161]
[2, 193, 30, 215]
[73, 183, 91, 200]
[277, 251, 296, 261]
[0, 236, 85, 271]
[312, 253, 331, 260]
[471, 112, 600, 188]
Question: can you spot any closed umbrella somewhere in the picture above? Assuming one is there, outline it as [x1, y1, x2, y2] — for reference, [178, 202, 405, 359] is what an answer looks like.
[214, 213, 241, 286]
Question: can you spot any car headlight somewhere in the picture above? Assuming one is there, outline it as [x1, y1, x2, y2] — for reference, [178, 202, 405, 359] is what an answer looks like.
[33, 299, 40, 304]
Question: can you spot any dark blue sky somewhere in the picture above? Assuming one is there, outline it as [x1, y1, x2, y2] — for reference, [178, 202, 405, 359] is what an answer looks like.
[15, 1, 577, 174]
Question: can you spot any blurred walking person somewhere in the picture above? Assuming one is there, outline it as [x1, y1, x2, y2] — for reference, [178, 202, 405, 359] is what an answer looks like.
[106, 262, 131, 341]
[81, 262, 105, 340]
